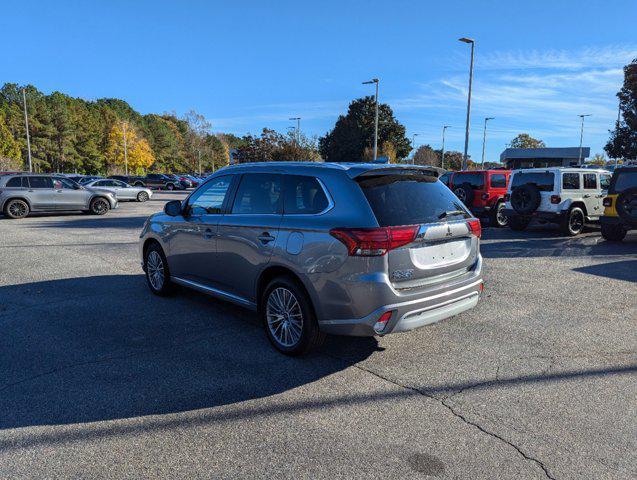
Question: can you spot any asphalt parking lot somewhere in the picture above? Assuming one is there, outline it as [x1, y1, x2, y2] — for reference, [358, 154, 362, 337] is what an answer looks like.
[0, 192, 635, 479]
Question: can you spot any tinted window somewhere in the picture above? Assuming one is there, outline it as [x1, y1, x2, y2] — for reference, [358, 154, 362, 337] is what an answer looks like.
[283, 175, 329, 214]
[439, 173, 451, 186]
[52, 177, 76, 189]
[188, 176, 232, 215]
[28, 176, 54, 189]
[93, 180, 109, 186]
[511, 172, 555, 192]
[232, 174, 282, 215]
[490, 174, 507, 188]
[148, 174, 161, 179]
[613, 171, 637, 193]
[600, 173, 611, 190]
[357, 174, 471, 227]
[113, 180, 128, 187]
[562, 173, 580, 190]
[6, 177, 23, 187]
[583, 173, 597, 189]
[452, 172, 484, 189]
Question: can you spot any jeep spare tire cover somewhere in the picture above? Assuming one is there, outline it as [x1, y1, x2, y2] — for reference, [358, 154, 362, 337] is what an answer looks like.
[453, 183, 474, 206]
[616, 187, 637, 226]
[511, 184, 541, 215]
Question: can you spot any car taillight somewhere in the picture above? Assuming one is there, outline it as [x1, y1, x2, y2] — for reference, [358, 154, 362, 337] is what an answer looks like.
[329, 225, 419, 256]
[467, 219, 482, 238]
[481, 193, 489, 200]
[550, 195, 561, 204]
[373, 310, 394, 334]
[603, 197, 612, 207]
[504, 193, 510, 202]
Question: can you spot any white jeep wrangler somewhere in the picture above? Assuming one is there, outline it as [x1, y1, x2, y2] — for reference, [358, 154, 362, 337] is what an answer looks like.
[503, 167, 612, 236]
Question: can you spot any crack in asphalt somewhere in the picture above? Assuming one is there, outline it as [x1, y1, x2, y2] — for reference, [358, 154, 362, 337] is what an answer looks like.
[344, 361, 556, 480]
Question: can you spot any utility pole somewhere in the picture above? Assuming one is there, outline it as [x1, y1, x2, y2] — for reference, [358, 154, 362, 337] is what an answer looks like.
[578, 114, 591, 164]
[459, 38, 475, 170]
[363, 78, 380, 161]
[411, 133, 419, 164]
[481, 117, 494, 165]
[441, 125, 450, 169]
[122, 122, 128, 175]
[198, 150, 202, 176]
[615, 101, 621, 167]
[289, 117, 301, 144]
[22, 89, 33, 172]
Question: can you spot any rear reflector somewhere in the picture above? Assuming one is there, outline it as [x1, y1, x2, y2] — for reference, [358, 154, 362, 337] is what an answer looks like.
[374, 311, 394, 334]
[550, 195, 561, 204]
[603, 197, 612, 207]
[330, 225, 418, 256]
[467, 219, 482, 238]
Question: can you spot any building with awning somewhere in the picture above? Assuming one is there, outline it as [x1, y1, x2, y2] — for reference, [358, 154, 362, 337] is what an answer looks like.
[500, 147, 590, 169]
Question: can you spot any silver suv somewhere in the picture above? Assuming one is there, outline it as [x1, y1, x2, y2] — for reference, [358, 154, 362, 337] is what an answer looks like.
[139, 163, 484, 355]
[0, 174, 118, 219]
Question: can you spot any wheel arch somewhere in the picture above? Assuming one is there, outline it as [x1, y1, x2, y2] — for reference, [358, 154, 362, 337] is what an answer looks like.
[1, 196, 33, 212]
[256, 265, 317, 316]
[568, 200, 588, 216]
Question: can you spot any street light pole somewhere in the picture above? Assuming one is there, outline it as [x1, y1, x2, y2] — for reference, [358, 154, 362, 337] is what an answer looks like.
[481, 117, 494, 165]
[22, 89, 33, 173]
[122, 122, 128, 176]
[363, 78, 380, 161]
[411, 133, 419, 164]
[459, 38, 475, 170]
[578, 114, 591, 164]
[289, 117, 301, 143]
[441, 125, 450, 169]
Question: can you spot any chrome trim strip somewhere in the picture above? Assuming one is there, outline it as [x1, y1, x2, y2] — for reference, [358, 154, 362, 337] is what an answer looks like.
[385, 277, 483, 312]
[172, 276, 257, 310]
[400, 290, 480, 321]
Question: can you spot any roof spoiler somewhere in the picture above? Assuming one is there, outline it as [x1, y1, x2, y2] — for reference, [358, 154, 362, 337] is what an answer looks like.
[354, 165, 446, 179]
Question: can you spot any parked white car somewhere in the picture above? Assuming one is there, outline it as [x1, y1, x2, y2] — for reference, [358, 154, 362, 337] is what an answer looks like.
[503, 167, 612, 235]
[84, 179, 153, 202]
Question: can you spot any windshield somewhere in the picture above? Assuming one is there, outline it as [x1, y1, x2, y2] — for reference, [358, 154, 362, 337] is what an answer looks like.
[511, 171, 555, 191]
[357, 174, 471, 227]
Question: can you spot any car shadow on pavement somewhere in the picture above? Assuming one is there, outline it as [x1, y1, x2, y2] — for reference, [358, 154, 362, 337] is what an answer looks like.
[573, 259, 637, 282]
[23, 215, 151, 229]
[0, 274, 379, 432]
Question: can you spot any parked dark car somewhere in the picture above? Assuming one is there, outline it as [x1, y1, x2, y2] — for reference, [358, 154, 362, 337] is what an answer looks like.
[109, 175, 146, 186]
[129, 174, 187, 190]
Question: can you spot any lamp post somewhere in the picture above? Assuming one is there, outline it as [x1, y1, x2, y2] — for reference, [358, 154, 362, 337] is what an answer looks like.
[289, 117, 301, 143]
[22, 89, 33, 173]
[481, 117, 494, 165]
[363, 78, 380, 161]
[122, 122, 128, 176]
[578, 114, 591, 164]
[441, 125, 451, 169]
[459, 37, 475, 170]
[411, 133, 419, 164]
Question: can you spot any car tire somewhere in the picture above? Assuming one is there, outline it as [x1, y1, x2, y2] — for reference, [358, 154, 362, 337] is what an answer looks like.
[261, 276, 325, 356]
[601, 223, 626, 242]
[90, 197, 110, 215]
[615, 187, 637, 227]
[134, 182, 144, 187]
[144, 242, 175, 296]
[491, 202, 508, 227]
[137, 191, 149, 202]
[166, 183, 175, 191]
[511, 184, 541, 215]
[453, 183, 474, 206]
[3, 199, 30, 219]
[509, 216, 530, 231]
[561, 207, 585, 236]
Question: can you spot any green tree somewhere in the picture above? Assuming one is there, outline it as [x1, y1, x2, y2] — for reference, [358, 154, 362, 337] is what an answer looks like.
[0, 115, 22, 170]
[412, 144, 442, 167]
[508, 133, 546, 149]
[605, 58, 637, 160]
[319, 96, 410, 162]
[588, 153, 606, 165]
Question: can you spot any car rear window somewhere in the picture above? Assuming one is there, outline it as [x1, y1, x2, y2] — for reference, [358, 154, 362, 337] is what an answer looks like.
[357, 174, 471, 227]
[511, 172, 555, 191]
[452, 172, 484, 189]
[612, 171, 637, 193]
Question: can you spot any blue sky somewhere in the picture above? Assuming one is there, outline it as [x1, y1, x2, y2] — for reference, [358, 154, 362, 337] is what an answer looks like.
[2, 0, 636, 162]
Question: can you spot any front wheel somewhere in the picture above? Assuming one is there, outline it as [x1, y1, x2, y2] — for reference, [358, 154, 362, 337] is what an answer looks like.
[561, 207, 585, 236]
[262, 277, 325, 356]
[166, 183, 175, 191]
[492, 202, 508, 227]
[4, 199, 30, 219]
[144, 243, 175, 296]
[601, 223, 626, 242]
[137, 191, 149, 202]
[90, 197, 109, 215]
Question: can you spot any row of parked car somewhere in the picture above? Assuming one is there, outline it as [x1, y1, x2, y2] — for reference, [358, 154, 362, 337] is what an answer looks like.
[440, 166, 637, 241]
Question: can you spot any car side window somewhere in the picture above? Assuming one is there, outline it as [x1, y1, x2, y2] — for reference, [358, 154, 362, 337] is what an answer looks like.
[187, 176, 232, 215]
[114, 180, 127, 187]
[583, 173, 597, 190]
[491, 174, 507, 188]
[600, 173, 611, 190]
[54, 177, 77, 189]
[28, 176, 54, 189]
[562, 173, 580, 190]
[283, 175, 329, 214]
[231, 174, 282, 215]
[6, 177, 23, 187]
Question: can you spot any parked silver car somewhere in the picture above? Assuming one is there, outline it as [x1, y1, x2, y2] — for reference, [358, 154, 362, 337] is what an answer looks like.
[84, 178, 152, 202]
[139, 162, 483, 355]
[0, 174, 118, 219]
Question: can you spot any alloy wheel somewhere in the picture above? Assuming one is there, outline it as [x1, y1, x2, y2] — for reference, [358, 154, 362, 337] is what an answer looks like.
[93, 199, 108, 214]
[138, 192, 149, 202]
[146, 250, 164, 290]
[570, 210, 584, 233]
[496, 204, 508, 226]
[454, 188, 466, 202]
[266, 287, 303, 347]
[8, 201, 28, 218]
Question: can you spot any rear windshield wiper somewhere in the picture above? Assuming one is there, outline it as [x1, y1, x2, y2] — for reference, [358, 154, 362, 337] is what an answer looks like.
[438, 210, 467, 219]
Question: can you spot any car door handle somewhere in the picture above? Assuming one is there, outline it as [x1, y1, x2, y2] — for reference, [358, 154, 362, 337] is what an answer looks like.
[257, 232, 275, 244]
[582, 194, 591, 198]
[203, 228, 215, 240]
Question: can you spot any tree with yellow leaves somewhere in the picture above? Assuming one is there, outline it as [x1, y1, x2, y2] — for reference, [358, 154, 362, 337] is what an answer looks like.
[106, 121, 155, 174]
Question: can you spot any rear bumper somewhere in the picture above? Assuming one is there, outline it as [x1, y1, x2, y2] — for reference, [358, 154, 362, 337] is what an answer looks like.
[318, 256, 483, 337]
[503, 208, 564, 223]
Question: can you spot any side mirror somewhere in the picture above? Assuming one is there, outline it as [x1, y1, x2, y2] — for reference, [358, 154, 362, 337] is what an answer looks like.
[164, 200, 182, 217]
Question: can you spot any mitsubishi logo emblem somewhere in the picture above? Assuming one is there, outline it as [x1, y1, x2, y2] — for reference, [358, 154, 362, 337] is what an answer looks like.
[445, 225, 453, 237]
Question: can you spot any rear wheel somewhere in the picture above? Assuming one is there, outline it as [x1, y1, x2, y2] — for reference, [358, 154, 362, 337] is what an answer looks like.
[561, 207, 585, 236]
[509, 216, 530, 231]
[137, 191, 149, 202]
[166, 183, 175, 191]
[492, 202, 508, 227]
[601, 223, 626, 242]
[90, 197, 109, 215]
[144, 243, 175, 296]
[262, 276, 325, 356]
[4, 199, 30, 219]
